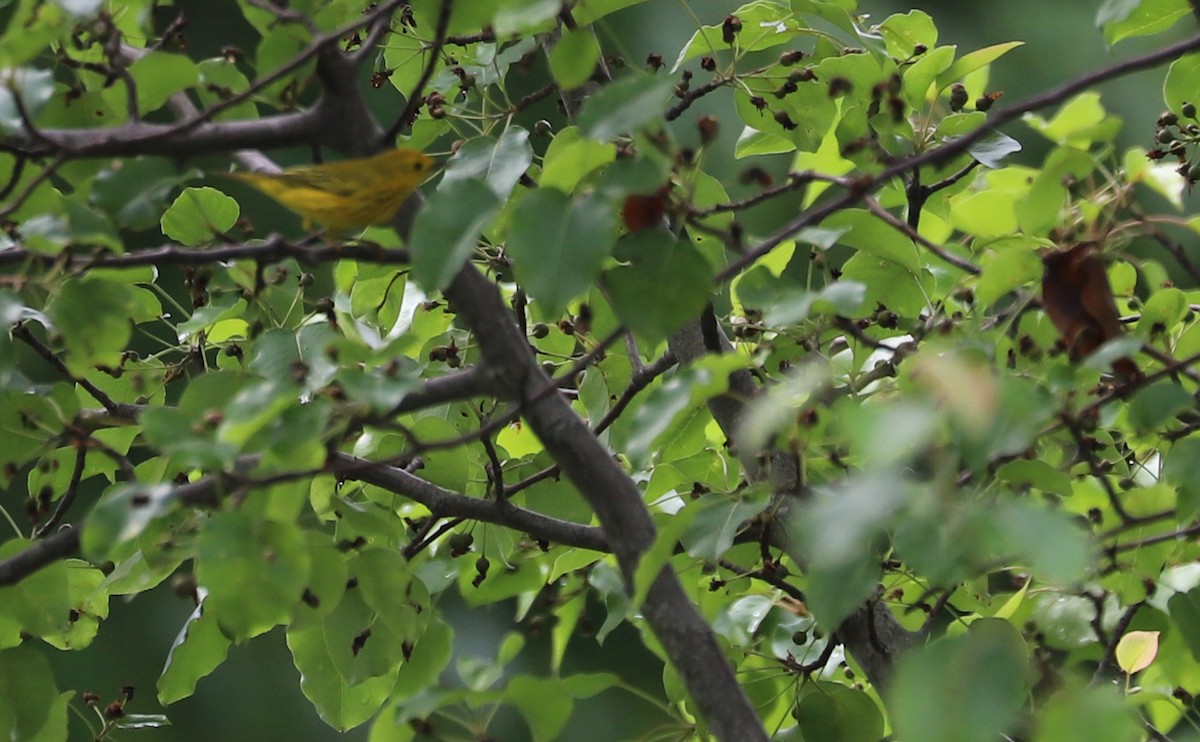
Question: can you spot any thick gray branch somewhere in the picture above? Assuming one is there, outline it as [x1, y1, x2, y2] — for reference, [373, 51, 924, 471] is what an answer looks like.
[443, 266, 768, 741]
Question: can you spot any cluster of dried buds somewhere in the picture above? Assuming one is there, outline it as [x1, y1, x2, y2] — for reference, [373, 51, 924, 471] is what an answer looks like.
[1147, 103, 1200, 184]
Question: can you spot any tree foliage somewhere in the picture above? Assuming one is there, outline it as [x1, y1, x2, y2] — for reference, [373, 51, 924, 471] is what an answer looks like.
[3, 0, 1200, 740]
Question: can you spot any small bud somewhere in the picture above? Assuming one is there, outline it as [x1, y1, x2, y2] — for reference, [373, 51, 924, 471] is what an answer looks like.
[645, 53, 663, 72]
[774, 111, 797, 130]
[949, 83, 968, 112]
[976, 91, 1002, 111]
[722, 15, 742, 44]
[827, 76, 852, 97]
[1184, 101, 1197, 119]
[779, 49, 806, 65]
[697, 114, 719, 143]
[700, 55, 716, 72]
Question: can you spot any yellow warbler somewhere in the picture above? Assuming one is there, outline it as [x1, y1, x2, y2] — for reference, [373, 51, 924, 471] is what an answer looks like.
[231, 147, 434, 231]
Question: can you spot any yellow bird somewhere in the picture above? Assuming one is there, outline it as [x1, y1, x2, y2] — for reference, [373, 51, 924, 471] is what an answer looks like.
[231, 147, 434, 232]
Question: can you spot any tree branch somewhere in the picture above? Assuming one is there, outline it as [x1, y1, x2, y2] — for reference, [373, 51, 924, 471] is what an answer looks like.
[443, 264, 769, 740]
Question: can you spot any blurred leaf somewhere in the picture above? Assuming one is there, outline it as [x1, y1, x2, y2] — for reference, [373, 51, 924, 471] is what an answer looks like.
[439, 127, 533, 201]
[0, 646, 63, 741]
[977, 246, 1041, 306]
[968, 131, 1022, 168]
[679, 489, 771, 563]
[1033, 681, 1140, 742]
[1100, 0, 1189, 45]
[410, 179, 500, 291]
[1165, 53, 1200, 117]
[47, 277, 137, 376]
[579, 75, 674, 141]
[195, 511, 311, 640]
[539, 127, 616, 192]
[494, 0, 559, 35]
[1127, 381, 1192, 433]
[891, 619, 1030, 742]
[507, 188, 618, 315]
[549, 29, 601, 90]
[82, 483, 176, 563]
[1164, 437, 1200, 521]
[793, 681, 884, 742]
[1168, 587, 1200, 662]
[604, 231, 713, 345]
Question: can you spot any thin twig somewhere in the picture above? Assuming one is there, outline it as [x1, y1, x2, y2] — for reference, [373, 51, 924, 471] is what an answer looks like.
[386, 0, 452, 141]
[863, 196, 981, 274]
[11, 324, 141, 420]
[719, 33, 1200, 283]
[32, 443, 87, 538]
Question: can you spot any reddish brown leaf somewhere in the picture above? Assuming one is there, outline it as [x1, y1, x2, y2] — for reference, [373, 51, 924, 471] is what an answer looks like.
[1041, 242, 1139, 380]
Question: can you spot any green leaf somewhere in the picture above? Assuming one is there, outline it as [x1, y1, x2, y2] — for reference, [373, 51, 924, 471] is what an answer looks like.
[0, 539, 71, 641]
[1164, 437, 1200, 521]
[195, 511, 311, 640]
[936, 41, 1025, 88]
[506, 676, 575, 742]
[409, 179, 500, 291]
[1127, 381, 1192, 433]
[878, 10, 937, 58]
[439, 127, 533, 201]
[1135, 286, 1187, 334]
[391, 616, 453, 701]
[549, 29, 600, 91]
[673, 0, 804, 70]
[680, 489, 771, 562]
[1033, 681, 1141, 742]
[736, 269, 865, 326]
[1169, 587, 1200, 662]
[578, 75, 674, 141]
[786, 474, 911, 627]
[976, 245, 1042, 306]
[157, 595, 233, 705]
[0, 646, 63, 741]
[825, 209, 921, 271]
[493, 0, 559, 35]
[507, 188, 618, 315]
[92, 157, 186, 231]
[793, 681, 885, 742]
[891, 619, 1030, 742]
[1100, 0, 1189, 45]
[1024, 92, 1119, 147]
[621, 354, 746, 467]
[161, 187, 239, 246]
[539, 127, 616, 192]
[987, 501, 1094, 585]
[81, 483, 177, 562]
[604, 231, 713, 345]
[103, 52, 198, 116]
[287, 620, 399, 731]
[46, 276, 137, 376]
